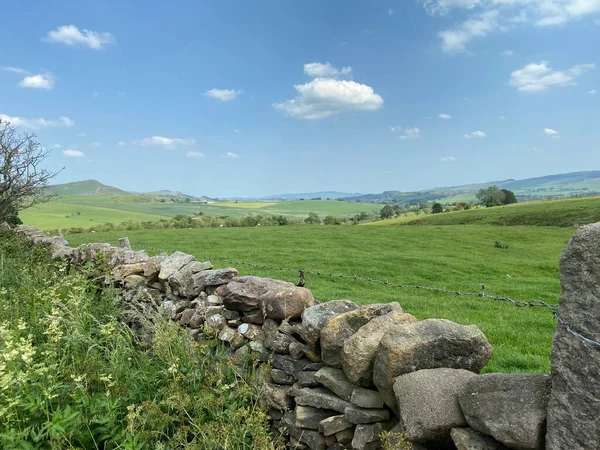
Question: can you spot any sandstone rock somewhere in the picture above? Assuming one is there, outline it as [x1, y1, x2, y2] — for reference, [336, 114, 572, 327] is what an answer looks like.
[241, 310, 265, 324]
[459, 374, 550, 450]
[342, 312, 417, 387]
[158, 251, 195, 281]
[393, 368, 476, 442]
[350, 387, 384, 409]
[451, 427, 509, 450]
[547, 223, 600, 450]
[344, 406, 389, 424]
[314, 367, 355, 402]
[261, 383, 294, 412]
[301, 300, 359, 347]
[188, 312, 205, 329]
[295, 405, 339, 430]
[320, 415, 353, 436]
[321, 303, 403, 367]
[187, 268, 239, 298]
[123, 274, 147, 288]
[351, 423, 384, 450]
[373, 319, 492, 410]
[293, 387, 353, 413]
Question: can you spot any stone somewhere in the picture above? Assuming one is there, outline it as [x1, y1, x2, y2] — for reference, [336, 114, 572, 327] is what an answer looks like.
[187, 268, 239, 299]
[297, 371, 320, 387]
[206, 314, 227, 331]
[188, 312, 205, 329]
[344, 406, 389, 425]
[314, 367, 355, 402]
[237, 323, 264, 341]
[301, 300, 359, 347]
[207, 294, 222, 305]
[350, 387, 384, 409]
[289, 342, 306, 359]
[321, 303, 403, 367]
[295, 405, 339, 430]
[325, 436, 337, 448]
[123, 274, 147, 287]
[293, 387, 353, 413]
[373, 319, 492, 410]
[303, 345, 322, 362]
[168, 261, 213, 297]
[336, 427, 355, 447]
[547, 223, 600, 450]
[241, 310, 265, 324]
[264, 330, 301, 354]
[271, 368, 295, 385]
[351, 423, 384, 450]
[218, 327, 245, 349]
[459, 374, 550, 450]
[248, 341, 269, 361]
[451, 427, 509, 450]
[393, 368, 476, 442]
[320, 415, 353, 436]
[261, 383, 294, 412]
[158, 251, 195, 281]
[222, 309, 241, 320]
[342, 312, 418, 387]
[305, 363, 326, 371]
[280, 410, 326, 450]
[222, 276, 316, 319]
[272, 355, 312, 378]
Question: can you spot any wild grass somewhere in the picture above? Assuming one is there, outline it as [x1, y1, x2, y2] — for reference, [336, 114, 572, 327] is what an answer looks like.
[0, 231, 282, 450]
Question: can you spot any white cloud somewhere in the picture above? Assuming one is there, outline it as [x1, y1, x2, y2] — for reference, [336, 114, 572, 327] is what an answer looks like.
[388, 8, 395, 15]
[2, 66, 30, 75]
[304, 62, 352, 78]
[399, 127, 421, 140]
[18, 73, 55, 90]
[439, 10, 502, 53]
[52, 144, 62, 149]
[44, 25, 116, 50]
[135, 136, 196, 149]
[0, 114, 74, 130]
[92, 142, 101, 147]
[205, 88, 242, 101]
[63, 149, 85, 158]
[544, 127, 560, 137]
[77, 133, 86, 137]
[510, 61, 596, 92]
[439, 113, 453, 119]
[225, 152, 240, 159]
[503, 49, 513, 56]
[186, 151, 206, 158]
[423, 0, 482, 16]
[274, 77, 383, 120]
[117, 141, 126, 146]
[587, 89, 598, 95]
[441, 156, 457, 162]
[463, 130, 487, 138]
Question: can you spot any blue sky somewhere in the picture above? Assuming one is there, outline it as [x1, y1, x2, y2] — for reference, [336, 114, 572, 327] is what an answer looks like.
[1, 0, 598, 197]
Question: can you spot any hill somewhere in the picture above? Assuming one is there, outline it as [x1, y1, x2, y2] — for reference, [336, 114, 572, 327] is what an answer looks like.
[47, 180, 127, 197]
[259, 191, 362, 200]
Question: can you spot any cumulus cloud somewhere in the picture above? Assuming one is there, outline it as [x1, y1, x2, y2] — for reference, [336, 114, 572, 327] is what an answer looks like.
[18, 73, 55, 90]
[304, 62, 352, 78]
[44, 25, 116, 50]
[186, 151, 206, 158]
[0, 114, 74, 130]
[205, 89, 242, 101]
[544, 128, 560, 137]
[439, 113, 452, 119]
[63, 149, 85, 158]
[439, 10, 501, 52]
[510, 61, 596, 92]
[225, 152, 240, 159]
[399, 128, 421, 140]
[441, 156, 457, 162]
[463, 130, 487, 138]
[274, 78, 383, 120]
[423, 0, 482, 16]
[135, 136, 196, 149]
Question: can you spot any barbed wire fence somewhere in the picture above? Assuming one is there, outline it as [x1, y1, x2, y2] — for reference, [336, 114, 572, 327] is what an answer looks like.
[141, 243, 600, 347]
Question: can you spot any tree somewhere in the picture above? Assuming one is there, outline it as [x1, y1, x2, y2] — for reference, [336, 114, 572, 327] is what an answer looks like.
[476, 185, 505, 207]
[431, 202, 443, 214]
[304, 212, 321, 224]
[501, 189, 518, 205]
[324, 215, 341, 225]
[380, 205, 394, 219]
[0, 120, 60, 223]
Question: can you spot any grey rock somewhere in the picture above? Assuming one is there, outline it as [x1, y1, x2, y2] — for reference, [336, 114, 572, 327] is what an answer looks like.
[188, 312, 205, 329]
[295, 405, 339, 430]
[342, 312, 417, 387]
[336, 427, 355, 447]
[351, 423, 384, 450]
[314, 367, 355, 402]
[321, 303, 403, 367]
[271, 368, 295, 385]
[264, 330, 301, 354]
[320, 415, 353, 436]
[373, 319, 492, 410]
[297, 371, 320, 387]
[123, 274, 147, 288]
[158, 251, 195, 281]
[187, 268, 239, 298]
[237, 323, 264, 341]
[222, 308, 241, 320]
[248, 341, 269, 361]
[241, 310, 265, 324]
[394, 368, 476, 442]
[293, 387, 354, 413]
[261, 383, 294, 412]
[460, 374, 550, 450]
[272, 355, 312, 378]
[289, 341, 306, 359]
[168, 260, 213, 297]
[344, 405, 389, 424]
[207, 294, 222, 305]
[206, 314, 227, 331]
[547, 223, 600, 450]
[305, 363, 326, 371]
[301, 300, 359, 347]
[451, 427, 509, 450]
[350, 387, 384, 409]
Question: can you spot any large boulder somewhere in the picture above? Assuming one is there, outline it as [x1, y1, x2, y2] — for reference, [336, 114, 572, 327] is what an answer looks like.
[459, 374, 550, 450]
[546, 223, 600, 450]
[342, 312, 417, 387]
[320, 303, 403, 367]
[301, 300, 358, 347]
[373, 319, 492, 410]
[168, 260, 213, 297]
[222, 276, 315, 319]
[393, 368, 476, 442]
[158, 251, 195, 281]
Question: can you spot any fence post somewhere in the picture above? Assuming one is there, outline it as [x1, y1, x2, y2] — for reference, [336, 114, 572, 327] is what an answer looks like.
[546, 223, 600, 450]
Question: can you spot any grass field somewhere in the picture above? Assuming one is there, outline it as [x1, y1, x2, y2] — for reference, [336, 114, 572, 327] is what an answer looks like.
[67, 224, 573, 374]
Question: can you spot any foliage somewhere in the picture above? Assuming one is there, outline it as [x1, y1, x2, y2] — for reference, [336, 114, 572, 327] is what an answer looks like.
[0, 120, 60, 222]
[324, 215, 342, 225]
[304, 212, 321, 224]
[476, 185, 506, 207]
[0, 231, 281, 449]
[502, 189, 518, 205]
[431, 203, 443, 214]
[380, 205, 394, 219]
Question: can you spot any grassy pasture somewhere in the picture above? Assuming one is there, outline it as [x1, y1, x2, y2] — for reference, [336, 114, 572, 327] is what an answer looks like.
[67, 224, 574, 374]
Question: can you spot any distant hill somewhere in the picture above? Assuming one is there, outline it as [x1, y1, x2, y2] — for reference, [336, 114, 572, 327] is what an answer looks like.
[144, 190, 197, 199]
[348, 171, 600, 204]
[260, 191, 362, 200]
[47, 180, 127, 197]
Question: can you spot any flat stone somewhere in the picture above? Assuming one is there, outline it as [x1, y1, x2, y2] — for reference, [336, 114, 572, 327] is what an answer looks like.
[297, 371, 320, 387]
[314, 367, 355, 402]
[289, 341, 306, 359]
[321, 303, 403, 367]
[158, 251, 195, 281]
[271, 368, 295, 385]
[168, 260, 213, 297]
[295, 405, 339, 430]
[293, 387, 353, 413]
[272, 355, 312, 378]
[336, 427, 355, 447]
[459, 374, 550, 450]
[320, 415, 353, 436]
[451, 427, 509, 450]
[237, 323, 264, 341]
[351, 423, 384, 450]
[187, 268, 239, 298]
[264, 330, 301, 354]
[241, 310, 265, 324]
[301, 300, 359, 347]
[350, 387, 384, 409]
[344, 406, 389, 425]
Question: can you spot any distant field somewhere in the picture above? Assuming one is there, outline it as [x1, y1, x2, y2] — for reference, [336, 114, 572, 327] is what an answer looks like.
[67, 224, 573, 374]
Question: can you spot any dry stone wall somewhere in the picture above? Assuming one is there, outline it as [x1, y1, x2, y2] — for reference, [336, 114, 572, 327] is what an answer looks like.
[13, 224, 600, 450]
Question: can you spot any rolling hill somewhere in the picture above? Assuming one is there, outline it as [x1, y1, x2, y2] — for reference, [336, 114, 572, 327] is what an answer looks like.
[47, 180, 127, 197]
